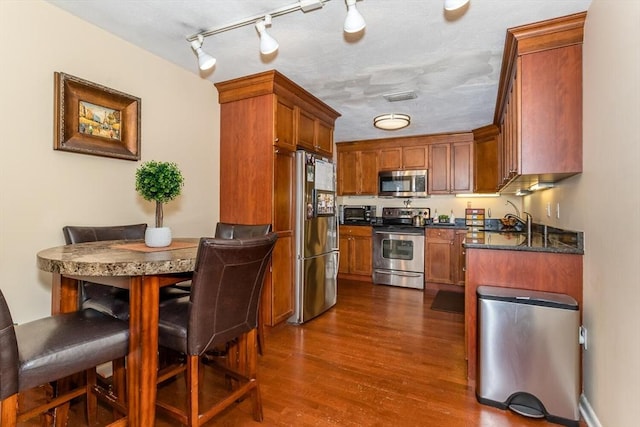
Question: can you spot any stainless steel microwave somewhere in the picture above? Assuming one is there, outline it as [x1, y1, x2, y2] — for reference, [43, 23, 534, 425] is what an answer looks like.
[378, 170, 428, 198]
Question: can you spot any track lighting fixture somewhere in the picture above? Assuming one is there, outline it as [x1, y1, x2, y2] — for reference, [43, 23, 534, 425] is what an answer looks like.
[190, 35, 216, 71]
[344, 0, 366, 33]
[256, 15, 279, 55]
[186, 1, 330, 71]
[444, 0, 470, 11]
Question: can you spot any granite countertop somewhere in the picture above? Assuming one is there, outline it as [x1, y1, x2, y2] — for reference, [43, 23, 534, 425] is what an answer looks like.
[464, 226, 584, 254]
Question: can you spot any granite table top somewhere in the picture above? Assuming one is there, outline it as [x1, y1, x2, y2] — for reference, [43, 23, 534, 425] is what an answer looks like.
[37, 238, 200, 276]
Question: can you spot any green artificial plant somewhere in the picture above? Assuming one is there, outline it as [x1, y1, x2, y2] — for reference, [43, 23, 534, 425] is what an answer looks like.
[135, 161, 184, 228]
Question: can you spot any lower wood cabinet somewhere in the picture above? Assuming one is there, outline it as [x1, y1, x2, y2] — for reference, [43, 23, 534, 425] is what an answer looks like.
[426, 228, 466, 288]
[338, 226, 373, 280]
[425, 228, 456, 285]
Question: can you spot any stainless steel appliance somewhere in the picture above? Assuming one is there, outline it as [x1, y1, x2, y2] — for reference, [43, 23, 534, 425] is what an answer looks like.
[339, 205, 376, 224]
[378, 169, 428, 198]
[477, 286, 580, 426]
[372, 207, 430, 290]
[290, 150, 339, 325]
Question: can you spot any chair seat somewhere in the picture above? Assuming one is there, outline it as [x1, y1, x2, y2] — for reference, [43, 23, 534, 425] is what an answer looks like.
[15, 308, 129, 392]
[158, 296, 190, 354]
[83, 282, 190, 321]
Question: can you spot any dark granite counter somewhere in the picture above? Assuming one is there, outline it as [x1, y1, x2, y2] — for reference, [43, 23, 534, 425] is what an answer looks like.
[463, 225, 584, 254]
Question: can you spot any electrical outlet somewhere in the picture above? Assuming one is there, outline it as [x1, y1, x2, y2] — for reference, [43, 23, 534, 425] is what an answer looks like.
[546, 203, 551, 218]
[579, 326, 588, 350]
[556, 203, 561, 219]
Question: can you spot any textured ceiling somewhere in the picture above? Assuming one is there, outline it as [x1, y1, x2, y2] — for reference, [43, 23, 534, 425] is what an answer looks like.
[46, 0, 591, 142]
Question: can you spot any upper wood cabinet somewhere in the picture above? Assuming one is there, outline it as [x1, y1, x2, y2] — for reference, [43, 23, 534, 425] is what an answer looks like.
[216, 70, 340, 326]
[494, 12, 585, 192]
[428, 139, 474, 195]
[337, 149, 378, 196]
[275, 96, 296, 151]
[296, 108, 334, 157]
[473, 125, 500, 193]
[337, 133, 474, 196]
[378, 145, 428, 170]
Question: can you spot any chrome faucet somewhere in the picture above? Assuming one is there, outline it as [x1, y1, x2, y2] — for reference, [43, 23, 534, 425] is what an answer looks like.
[505, 212, 533, 245]
[505, 200, 520, 218]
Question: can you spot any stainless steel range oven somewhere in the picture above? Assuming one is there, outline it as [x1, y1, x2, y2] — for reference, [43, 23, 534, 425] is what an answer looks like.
[372, 207, 430, 290]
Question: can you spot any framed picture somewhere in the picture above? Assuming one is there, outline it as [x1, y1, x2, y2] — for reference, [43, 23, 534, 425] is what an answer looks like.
[54, 72, 141, 160]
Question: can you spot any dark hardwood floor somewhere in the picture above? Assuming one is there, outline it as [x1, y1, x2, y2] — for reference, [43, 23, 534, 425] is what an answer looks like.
[19, 279, 585, 426]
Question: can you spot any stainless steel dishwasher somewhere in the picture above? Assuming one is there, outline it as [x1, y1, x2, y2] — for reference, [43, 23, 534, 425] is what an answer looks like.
[476, 286, 580, 427]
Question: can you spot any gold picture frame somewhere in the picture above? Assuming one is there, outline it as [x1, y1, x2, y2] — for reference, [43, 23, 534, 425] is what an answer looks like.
[54, 72, 141, 160]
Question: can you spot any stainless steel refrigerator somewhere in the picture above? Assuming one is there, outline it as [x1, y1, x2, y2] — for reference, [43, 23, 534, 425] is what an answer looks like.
[289, 150, 339, 325]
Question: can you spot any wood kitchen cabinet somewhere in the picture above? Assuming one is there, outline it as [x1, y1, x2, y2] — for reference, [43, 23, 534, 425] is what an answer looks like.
[297, 108, 334, 157]
[473, 124, 500, 193]
[495, 13, 585, 192]
[337, 149, 378, 196]
[378, 145, 428, 171]
[426, 227, 466, 288]
[216, 70, 340, 326]
[428, 139, 474, 195]
[338, 225, 373, 281]
[455, 230, 466, 286]
[465, 248, 583, 388]
[425, 228, 456, 286]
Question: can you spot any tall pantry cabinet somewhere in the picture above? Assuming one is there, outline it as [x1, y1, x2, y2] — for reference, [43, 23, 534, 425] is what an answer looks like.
[215, 70, 340, 326]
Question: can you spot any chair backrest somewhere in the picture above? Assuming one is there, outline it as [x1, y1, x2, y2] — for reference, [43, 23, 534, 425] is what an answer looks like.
[0, 289, 19, 400]
[63, 224, 147, 244]
[214, 223, 272, 240]
[187, 233, 278, 355]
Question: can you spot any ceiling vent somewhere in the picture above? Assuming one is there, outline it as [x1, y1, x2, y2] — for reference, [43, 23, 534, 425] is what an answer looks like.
[383, 91, 417, 102]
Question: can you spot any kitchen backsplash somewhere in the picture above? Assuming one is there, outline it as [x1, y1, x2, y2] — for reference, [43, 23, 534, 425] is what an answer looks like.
[337, 195, 525, 221]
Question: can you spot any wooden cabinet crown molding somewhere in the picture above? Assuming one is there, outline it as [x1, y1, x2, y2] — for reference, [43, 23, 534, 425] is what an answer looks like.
[215, 70, 340, 125]
[336, 132, 473, 152]
[494, 12, 586, 124]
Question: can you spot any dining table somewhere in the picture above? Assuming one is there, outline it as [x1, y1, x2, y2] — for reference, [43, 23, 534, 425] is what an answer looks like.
[35, 238, 221, 426]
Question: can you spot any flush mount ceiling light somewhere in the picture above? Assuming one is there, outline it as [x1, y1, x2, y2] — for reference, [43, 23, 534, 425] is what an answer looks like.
[344, 0, 366, 33]
[190, 35, 216, 71]
[373, 113, 411, 130]
[255, 15, 279, 55]
[444, 0, 471, 11]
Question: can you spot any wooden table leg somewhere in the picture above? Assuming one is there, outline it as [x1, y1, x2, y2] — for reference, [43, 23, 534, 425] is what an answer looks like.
[127, 275, 160, 427]
[51, 274, 79, 427]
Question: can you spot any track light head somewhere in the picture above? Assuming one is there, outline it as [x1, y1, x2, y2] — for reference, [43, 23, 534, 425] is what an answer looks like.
[344, 0, 365, 33]
[190, 35, 216, 71]
[256, 15, 279, 55]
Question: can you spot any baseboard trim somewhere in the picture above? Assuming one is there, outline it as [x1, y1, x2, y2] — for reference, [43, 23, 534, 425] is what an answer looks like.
[579, 394, 602, 427]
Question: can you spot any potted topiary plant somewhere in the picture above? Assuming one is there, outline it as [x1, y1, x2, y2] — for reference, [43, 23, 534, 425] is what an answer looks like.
[135, 160, 184, 247]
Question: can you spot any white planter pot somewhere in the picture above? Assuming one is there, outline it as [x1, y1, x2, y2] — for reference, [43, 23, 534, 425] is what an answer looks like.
[145, 227, 172, 247]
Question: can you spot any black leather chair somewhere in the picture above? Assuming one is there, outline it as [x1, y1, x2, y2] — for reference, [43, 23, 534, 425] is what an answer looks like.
[62, 224, 189, 320]
[62, 224, 189, 407]
[155, 233, 277, 426]
[214, 222, 272, 239]
[0, 289, 128, 426]
[175, 223, 272, 354]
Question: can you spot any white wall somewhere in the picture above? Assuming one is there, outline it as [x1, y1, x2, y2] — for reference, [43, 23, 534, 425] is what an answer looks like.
[0, 0, 219, 323]
[527, 1, 640, 425]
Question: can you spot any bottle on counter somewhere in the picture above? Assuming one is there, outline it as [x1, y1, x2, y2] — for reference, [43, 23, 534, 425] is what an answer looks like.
[450, 210, 455, 224]
[434, 209, 439, 223]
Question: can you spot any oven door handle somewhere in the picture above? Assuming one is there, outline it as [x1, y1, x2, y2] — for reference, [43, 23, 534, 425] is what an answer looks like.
[373, 230, 424, 236]
[374, 270, 423, 278]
